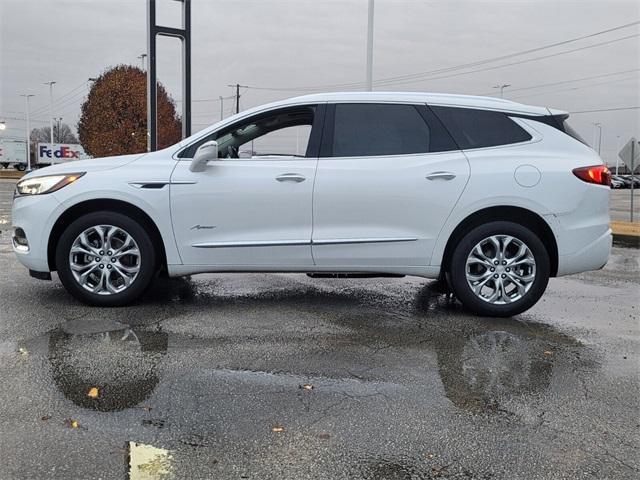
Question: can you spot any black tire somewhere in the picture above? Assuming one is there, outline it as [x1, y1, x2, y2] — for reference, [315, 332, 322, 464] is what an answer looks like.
[55, 211, 156, 306]
[448, 221, 550, 317]
[16, 163, 27, 171]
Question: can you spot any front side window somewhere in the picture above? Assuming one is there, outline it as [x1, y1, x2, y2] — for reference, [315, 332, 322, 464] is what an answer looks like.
[430, 106, 532, 150]
[331, 103, 432, 157]
[179, 105, 316, 159]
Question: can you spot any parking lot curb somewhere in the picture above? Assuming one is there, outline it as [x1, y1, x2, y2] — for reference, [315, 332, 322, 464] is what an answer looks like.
[0, 171, 25, 179]
[611, 221, 640, 248]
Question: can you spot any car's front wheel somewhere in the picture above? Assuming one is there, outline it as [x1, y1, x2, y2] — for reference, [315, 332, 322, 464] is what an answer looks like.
[55, 211, 156, 306]
[448, 221, 550, 317]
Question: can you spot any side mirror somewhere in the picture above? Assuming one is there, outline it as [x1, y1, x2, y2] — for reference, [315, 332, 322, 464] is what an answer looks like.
[189, 140, 218, 172]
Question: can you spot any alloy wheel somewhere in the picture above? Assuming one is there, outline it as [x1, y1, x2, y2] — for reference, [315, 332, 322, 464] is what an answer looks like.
[68, 225, 141, 295]
[465, 234, 536, 305]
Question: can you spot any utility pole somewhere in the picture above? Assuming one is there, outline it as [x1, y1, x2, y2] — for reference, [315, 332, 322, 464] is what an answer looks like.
[45, 81, 56, 164]
[55, 117, 62, 142]
[219, 96, 224, 120]
[366, 0, 374, 91]
[227, 84, 248, 114]
[138, 53, 148, 70]
[20, 94, 35, 171]
[493, 84, 510, 98]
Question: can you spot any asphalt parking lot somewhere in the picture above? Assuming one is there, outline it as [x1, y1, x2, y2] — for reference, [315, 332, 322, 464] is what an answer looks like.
[0, 179, 638, 479]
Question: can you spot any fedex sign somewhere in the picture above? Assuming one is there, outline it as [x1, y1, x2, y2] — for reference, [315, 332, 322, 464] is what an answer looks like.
[37, 143, 89, 164]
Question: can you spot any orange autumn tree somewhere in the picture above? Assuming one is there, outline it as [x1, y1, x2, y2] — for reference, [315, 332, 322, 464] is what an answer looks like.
[78, 65, 181, 157]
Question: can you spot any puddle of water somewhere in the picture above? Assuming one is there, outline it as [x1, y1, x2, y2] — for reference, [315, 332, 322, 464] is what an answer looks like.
[48, 326, 167, 411]
[127, 441, 172, 480]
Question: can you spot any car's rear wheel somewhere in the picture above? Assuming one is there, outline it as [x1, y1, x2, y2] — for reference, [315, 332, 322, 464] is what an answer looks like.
[448, 221, 550, 317]
[55, 211, 156, 306]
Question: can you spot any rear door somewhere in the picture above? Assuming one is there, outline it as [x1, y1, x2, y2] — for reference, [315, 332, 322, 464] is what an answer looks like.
[311, 102, 469, 267]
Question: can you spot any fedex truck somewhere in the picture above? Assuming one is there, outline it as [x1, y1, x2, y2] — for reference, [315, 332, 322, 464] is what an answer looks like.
[0, 139, 28, 171]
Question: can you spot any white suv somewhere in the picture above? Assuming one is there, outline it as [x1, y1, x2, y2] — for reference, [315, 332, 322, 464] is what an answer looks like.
[11, 92, 611, 316]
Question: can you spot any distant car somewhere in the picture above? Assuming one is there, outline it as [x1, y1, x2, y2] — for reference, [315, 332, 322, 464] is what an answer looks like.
[11, 92, 612, 317]
[610, 176, 625, 189]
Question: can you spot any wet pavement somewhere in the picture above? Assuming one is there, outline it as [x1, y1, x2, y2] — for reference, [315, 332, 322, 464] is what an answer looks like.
[0, 179, 639, 479]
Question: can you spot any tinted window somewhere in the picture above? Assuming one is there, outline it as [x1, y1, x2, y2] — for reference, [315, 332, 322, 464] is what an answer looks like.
[431, 106, 532, 150]
[332, 104, 431, 157]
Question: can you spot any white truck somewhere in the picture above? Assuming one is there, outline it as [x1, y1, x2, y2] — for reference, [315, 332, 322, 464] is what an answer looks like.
[0, 139, 28, 171]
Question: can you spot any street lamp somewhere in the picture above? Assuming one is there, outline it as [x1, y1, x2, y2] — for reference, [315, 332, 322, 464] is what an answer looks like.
[20, 94, 35, 172]
[493, 84, 511, 98]
[45, 81, 56, 165]
[0, 121, 6, 131]
[593, 122, 603, 155]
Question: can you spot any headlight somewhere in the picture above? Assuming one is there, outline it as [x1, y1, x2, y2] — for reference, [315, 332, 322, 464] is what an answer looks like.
[15, 173, 85, 197]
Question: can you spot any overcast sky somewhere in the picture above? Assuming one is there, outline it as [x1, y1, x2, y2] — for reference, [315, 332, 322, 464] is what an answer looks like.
[1, 0, 639, 164]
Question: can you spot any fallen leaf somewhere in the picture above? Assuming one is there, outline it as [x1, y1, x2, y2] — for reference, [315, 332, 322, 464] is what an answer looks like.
[65, 418, 79, 429]
[87, 387, 99, 399]
[318, 432, 330, 440]
[40, 415, 51, 421]
[543, 350, 553, 356]
[18, 347, 28, 356]
[301, 384, 314, 391]
[141, 405, 153, 411]
[426, 453, 435, 459]
[271, 426, 284, 433]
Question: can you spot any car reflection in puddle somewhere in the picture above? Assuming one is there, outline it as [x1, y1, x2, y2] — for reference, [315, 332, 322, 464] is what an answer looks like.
[48, 323, 167, 411]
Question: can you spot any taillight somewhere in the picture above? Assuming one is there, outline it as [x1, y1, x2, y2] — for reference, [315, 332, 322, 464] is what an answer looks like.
[572, 165, 611, 186]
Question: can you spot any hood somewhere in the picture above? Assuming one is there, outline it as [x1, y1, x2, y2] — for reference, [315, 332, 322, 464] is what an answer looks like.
[23, 153, 146, 179]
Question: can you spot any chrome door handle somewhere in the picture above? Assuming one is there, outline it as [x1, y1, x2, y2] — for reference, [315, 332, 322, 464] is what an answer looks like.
[426, 171, 456, 181]
[276, 173, 306, 183]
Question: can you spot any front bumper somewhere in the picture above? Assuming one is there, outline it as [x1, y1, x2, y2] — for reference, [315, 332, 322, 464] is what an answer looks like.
[11, 193, 62, 273]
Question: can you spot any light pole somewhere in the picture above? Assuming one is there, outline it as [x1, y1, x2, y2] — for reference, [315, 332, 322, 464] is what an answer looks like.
[593, 122, 602, 155]
[366, 0, 375, 91]
[615, 135, 621, 175]
[54, 117, 63, 142]
[493, 84, 511, 98]
[219, 96, 224, 120]
[138, 53, 147, 70]
[45, 81, 56, 165]
[20, 94, 35, 171]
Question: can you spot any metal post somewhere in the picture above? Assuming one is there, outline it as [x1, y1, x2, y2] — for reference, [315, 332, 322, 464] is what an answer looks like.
[616, 135, 620, 175]
[366, 0, 374, 91]
[45, 81, 56, 165]
[631, 140, 635, 223]
[597, 124, 603, 155]
[147, 0, 191, 152]
[219, 96, 224, 120]
[21, 94, 34, 171]
[236, 84, 240, 114]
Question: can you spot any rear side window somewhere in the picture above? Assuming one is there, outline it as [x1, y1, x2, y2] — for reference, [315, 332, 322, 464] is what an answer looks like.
[561, 119, 588, 145]
[431, 106, 532, 150]
[329, 103, 457, 157]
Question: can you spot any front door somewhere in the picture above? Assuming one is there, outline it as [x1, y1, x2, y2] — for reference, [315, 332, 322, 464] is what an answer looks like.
[312, 102, 470, 267]
[170, 104, 324, 267]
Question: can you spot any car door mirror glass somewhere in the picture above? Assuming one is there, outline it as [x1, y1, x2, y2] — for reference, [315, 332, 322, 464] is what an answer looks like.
[189, 140, 218, 172]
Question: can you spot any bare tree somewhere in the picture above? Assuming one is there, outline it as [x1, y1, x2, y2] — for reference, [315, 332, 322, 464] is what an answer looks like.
[30, 123, 78, 145]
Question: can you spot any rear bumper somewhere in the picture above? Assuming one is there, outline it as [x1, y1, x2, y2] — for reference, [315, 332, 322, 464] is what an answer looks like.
[556, 228, 612, 276]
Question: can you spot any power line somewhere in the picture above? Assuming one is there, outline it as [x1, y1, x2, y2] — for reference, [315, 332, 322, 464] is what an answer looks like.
[475, 68, 640, 96]
[569, 106, 639, 114]
[508, 74, 639, 100]
[245, 20, 640, 92]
